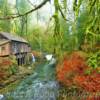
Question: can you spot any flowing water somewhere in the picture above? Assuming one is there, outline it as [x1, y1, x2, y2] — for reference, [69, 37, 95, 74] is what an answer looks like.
[5, 62, 59, 100]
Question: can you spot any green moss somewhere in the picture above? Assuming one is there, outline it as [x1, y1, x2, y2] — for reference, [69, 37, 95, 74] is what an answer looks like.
[0, 80, 20, 94]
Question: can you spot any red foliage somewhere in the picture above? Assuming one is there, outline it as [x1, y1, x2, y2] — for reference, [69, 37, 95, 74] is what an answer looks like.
[0, 59, 12, 66]
[74, 74, 100, 92]
[32, 51, 42, 57]
[56, 52, 87, 86]
[83, 96, 100, 100]
[56, 52, 100, 93]
[0, 72, 7, 79]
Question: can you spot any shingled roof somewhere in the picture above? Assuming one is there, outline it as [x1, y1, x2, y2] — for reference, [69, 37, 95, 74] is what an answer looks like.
[0, 32, 28, 43]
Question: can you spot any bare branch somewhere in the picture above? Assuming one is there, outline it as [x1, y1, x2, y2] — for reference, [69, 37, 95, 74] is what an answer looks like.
[58, 5, 69, 21]
[0, 0, 50, 20]
[27, 0, 35, 8]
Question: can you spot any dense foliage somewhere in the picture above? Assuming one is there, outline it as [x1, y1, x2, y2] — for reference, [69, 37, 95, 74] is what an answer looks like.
[0, 57, 17, 80]
[56, 52, 100, 100]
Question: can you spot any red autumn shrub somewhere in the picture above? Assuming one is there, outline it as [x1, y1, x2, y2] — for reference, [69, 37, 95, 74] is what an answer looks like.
[1, 59, 12, 66]
[0, 59, 13, 78]
[74, 74, 100, 92]
[56, 52, 87, 86]
[83, 96, 100, 100]
[56, 52, 100, 93]
[0, 72, 7, 79]
[32, 51, 42, 58]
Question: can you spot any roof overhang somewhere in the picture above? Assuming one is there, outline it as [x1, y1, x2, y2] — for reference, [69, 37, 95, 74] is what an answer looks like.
[0, 32, 28, 44]
[0, 40, 10, 46]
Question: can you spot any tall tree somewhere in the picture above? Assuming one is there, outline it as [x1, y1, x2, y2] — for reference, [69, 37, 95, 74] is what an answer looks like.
[0, 0, 12, 32]
[14, 0, 31, 36]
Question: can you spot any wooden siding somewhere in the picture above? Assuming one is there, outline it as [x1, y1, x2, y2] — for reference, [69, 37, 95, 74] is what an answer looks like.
[0, 42, 11, 56]
[0, 33, 31, 56]
[0, 42, 31, 56]
[11, 42, 31, 54]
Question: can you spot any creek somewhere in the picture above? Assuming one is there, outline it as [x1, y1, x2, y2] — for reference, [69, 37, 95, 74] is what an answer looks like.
[5, 62, 59, 100]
